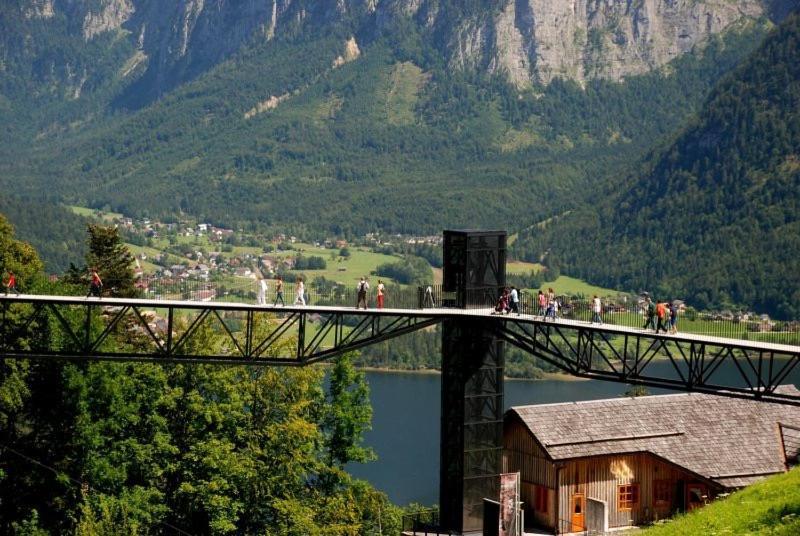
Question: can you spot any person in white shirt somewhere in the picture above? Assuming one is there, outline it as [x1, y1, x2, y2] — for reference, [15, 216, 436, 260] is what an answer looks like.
[376, 280, 386, 309]
[509, 286, 520, 315]
[423, 285, 435, 308]
[592, 295, 602, 324]
[257, 278, 267, 305]
[295, 277, 306, 305]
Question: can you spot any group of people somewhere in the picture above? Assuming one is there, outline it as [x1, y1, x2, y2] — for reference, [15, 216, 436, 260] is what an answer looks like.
[492, 286, 521, 315]
[5, 266, 680, 336]
[255, 275, 387, 309]
[4, 268, 104, 298]
[356, 277, 386, 309]
[642, 296, 679, 334]
[256, 275, 304, 306]
[536, 288, 560, 320]
[518, 289, 681, 333]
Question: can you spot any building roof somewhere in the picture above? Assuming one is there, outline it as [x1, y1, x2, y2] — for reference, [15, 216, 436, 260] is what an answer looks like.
[508, 385, 800, 488]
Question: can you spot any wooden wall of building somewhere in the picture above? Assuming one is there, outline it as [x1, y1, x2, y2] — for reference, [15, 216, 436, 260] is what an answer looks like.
[504, 415, 721, 534]
[555, 453, 711, 534]
[503, 418, 557, 529]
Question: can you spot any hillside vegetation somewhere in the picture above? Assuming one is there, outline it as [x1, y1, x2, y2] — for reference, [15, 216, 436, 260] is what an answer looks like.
[515, 11, 800, 318]
[0, 14, 770, 239]
[637, 467, 800, 535]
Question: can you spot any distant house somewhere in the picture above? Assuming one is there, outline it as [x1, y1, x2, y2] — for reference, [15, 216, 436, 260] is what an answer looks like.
[190, 289, 217, 302]
[234, 267, 253, 278]
[261, 257, 275, 269]
[503, 386, 800, 534]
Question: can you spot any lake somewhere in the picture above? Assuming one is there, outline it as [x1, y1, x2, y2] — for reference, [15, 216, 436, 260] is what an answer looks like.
[348, 360, 800, 506]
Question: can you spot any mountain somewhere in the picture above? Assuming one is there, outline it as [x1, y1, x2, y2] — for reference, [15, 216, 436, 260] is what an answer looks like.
[0, 1, 795, 273]
[514, 10, 800, 318]
[1, 0, 784, 111]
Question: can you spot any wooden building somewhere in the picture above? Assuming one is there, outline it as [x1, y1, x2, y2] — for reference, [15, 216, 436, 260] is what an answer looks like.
[503, 385, 800, 534]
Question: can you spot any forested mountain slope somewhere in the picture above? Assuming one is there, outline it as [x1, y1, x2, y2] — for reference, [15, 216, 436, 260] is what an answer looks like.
[0, 1, 796, 273]
[515, 11, 800, 318]
[1, 16, 775, 237]
[0, 196, 87, 273]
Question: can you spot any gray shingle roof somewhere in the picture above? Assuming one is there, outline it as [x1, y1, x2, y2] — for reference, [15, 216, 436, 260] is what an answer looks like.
[508, 385, 800, 488]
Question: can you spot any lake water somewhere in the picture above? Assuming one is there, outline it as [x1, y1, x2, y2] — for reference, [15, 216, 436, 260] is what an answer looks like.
[348, 360, 800, 506]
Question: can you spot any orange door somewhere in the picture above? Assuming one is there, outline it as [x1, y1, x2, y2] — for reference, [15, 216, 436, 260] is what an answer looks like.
[686, 484, 708, 511]
[571, 493, 585, 532]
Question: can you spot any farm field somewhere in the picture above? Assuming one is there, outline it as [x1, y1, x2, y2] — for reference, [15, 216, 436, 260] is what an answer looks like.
[506, 260, 544, 274]
[287, 244, 402, 286]
[69, 205, 124, 222]
[534, 275, 619, 297]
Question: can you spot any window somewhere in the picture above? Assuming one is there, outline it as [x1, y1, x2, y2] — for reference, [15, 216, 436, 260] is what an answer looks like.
[618, 484, 639, 511]
[654, 480, 672, 505]
[534, 485, 548, 513]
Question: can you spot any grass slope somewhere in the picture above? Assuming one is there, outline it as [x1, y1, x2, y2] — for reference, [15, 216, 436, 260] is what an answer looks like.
[637, 467, 800, 535]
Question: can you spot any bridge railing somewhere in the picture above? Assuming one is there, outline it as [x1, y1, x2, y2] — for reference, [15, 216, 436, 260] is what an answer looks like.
[401, 508, 457, 535]
[12, 276, 800, 344]
[541, 294, 800, 345]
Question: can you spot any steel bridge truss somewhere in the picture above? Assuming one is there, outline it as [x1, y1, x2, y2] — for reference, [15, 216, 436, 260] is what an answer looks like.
[2, 296, 799, 406]
[495, 319, 800, 406]
[0, 298, 439, 366]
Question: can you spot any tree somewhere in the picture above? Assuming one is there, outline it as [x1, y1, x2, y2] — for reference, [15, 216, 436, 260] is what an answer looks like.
[85, 224, 137, 297]
[0, 216, 46, 526]
[324, 353, 376, 468]
[624, 385, 649, 397]
[0, 214, 44, 290]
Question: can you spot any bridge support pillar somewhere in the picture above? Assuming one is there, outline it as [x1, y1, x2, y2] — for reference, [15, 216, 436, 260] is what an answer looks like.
[440, 230, 506, 533]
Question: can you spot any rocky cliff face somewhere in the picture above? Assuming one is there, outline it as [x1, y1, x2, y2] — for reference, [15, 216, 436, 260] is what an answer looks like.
[6, 0, 795, 105]
[442, 0, 772, 87]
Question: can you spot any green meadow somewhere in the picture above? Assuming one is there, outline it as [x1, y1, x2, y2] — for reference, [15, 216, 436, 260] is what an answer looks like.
[634, 467, 800, 535]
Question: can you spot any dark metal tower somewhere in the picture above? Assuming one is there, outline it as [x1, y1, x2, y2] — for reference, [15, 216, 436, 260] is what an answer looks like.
[440, 230, 507, 533]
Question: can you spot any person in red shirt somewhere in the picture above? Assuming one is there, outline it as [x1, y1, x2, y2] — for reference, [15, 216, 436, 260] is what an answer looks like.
[656, 300, 668, 333]
[88, 268, 103, 298]
[4, 271, 19, 295]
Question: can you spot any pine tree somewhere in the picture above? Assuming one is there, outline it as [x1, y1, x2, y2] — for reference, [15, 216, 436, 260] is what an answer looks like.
[85, 224, 137, 298]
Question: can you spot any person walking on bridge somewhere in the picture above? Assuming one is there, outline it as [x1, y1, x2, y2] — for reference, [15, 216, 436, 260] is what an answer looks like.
[422, 285, 435, 308]
[376, 280, 385, 309]
[643, 297, 656, 331]
[4, 270, 19, 295]
[669, 301, 679, 334]
[87, 268, 103, 298]
[356, 277, 369, 309]
[656, 300, 668, 333]
[545, 296, 559, 321]
[294, 277, 306, 306]
[509, 286, 520, 315]
[591, 295, 602, 324]
[273, 276, 284, 306]
[257, 277, 267, 305]
[537, 290, 547, 317]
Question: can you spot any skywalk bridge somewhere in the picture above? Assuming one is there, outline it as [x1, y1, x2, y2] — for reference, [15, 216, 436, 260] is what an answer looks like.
[1, 294, 798, 405]
[2, 230, 799, 534]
